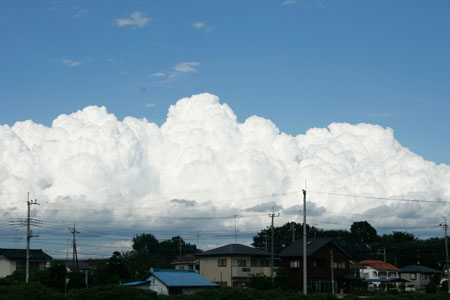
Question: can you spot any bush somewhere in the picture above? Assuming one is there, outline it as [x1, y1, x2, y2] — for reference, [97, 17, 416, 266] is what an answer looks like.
[247, 273, 273, 290]
[0, 283, 62, 300]
[65, 284, 157, 300]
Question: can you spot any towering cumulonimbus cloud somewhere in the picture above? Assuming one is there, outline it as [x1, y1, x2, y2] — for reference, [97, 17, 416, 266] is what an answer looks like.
[0, 93, 449, 232]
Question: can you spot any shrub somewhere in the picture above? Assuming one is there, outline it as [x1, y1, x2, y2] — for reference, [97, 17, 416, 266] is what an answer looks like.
[0, 283, 62, 300]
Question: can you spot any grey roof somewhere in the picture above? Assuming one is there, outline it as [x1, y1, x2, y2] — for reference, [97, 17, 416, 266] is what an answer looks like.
[196, 244, 271, 257]
[399, 265, 441, 274]
[278, 237, 351, 258]
[63, 260, 94, 270]
[172, 254, 199, 265]
[0, 248, 52, 261]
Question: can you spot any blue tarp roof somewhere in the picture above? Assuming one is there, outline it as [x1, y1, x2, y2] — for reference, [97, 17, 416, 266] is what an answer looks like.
[121, 280, 150, 286]
[363, 278, 409, 283]
[151, 269, 218, 287]
[363, 278, 392, 282]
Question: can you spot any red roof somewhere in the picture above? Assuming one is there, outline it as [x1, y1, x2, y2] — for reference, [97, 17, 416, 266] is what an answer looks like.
[358, 260, 400, 271]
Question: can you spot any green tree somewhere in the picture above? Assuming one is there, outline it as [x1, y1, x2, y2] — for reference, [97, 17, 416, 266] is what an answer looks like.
[132, 233, 160, 255]
[350, 221, 377, 244]
[47, 260, 67, 291]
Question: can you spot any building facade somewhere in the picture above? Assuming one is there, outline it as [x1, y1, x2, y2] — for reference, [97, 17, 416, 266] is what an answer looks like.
[278, 237, 353, 293]
[196, 244, 272, 287]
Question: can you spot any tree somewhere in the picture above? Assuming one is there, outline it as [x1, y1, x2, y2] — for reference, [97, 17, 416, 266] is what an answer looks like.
[132, 233, 160, 255]
[350, 221, 377, 244]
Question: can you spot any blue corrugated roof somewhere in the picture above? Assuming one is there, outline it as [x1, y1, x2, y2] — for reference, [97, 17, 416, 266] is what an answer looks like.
[151, 269, 218, 287]
[121, 280, 149, 286]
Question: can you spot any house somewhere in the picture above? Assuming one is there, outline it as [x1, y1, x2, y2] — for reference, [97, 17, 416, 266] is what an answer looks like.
[355, 259, 400, 290]
[195, 243, 272, 287]
[399, 265, 441, 291]
[0, 248, 52, 278]
[122, 268, 218, 295]
[172, 254, 199, 272]
[63, 260, 94, 273]
[278, 237, 353, 293]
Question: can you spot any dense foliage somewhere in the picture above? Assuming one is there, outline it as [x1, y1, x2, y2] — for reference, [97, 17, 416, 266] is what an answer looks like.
[252, 221, 447, 269]
[2, 284, 450, 300]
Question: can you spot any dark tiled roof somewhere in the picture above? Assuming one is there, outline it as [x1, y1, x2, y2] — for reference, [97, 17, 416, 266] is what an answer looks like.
[278, 237, 350, 258]
[0, 248, 52, 261]
[196, 244, 271, 257]
[399, 265, 441, 274]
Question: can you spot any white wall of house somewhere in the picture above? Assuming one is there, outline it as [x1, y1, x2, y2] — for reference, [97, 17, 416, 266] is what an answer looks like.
[0, 256, 16, 278]
[148, 276, 169, 295]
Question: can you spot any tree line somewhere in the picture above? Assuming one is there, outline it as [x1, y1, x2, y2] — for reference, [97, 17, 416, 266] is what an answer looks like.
[252, 220, 446, 270]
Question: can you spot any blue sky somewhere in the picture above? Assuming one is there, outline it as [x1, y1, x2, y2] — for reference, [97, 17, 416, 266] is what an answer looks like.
[1, 0, 449, 165]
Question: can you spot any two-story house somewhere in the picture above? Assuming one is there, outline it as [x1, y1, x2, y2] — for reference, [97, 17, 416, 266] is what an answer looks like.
[195, 243, 272, 287]
[399, 265, 441, 291]
[356, 259, 400, 289]
[278, 237, 353, 293]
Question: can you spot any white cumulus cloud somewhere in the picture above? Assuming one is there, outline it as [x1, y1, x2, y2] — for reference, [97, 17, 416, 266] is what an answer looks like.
[1, 93, 449, 246]
[174, 62, 200, 73]
[61, 59, 82, 67]
[115, 11, 151, 28]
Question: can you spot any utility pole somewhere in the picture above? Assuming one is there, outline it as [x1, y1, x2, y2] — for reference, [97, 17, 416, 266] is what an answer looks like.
[377, 248, 387, 262]
[440, 218, 450, 293]
[179, 236, 182, 258]
[26, 193, 39, 283]
[291, 222, 296, 243]
[68, 224, 80, 272]
[269, 208, 280, 278]
[302, 189, 307, 295]
[196, 231, 201, 249]
[330, 249, 335, 295]
[264, 234, 268, 253]
[234, 215, 237, 243]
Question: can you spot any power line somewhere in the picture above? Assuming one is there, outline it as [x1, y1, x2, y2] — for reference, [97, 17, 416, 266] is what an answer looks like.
[309, 190, 449, 204]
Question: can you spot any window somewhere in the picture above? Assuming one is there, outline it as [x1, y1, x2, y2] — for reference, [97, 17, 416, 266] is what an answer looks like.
[388, 272, 397, 278]
[410, 273, 417, 280]
[333, 262, 346, 269]
[218, 259, 227, 267]
[290, 260, 300, 269]
[372, 271, 378, 277]
[237, 259, 246, 267]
